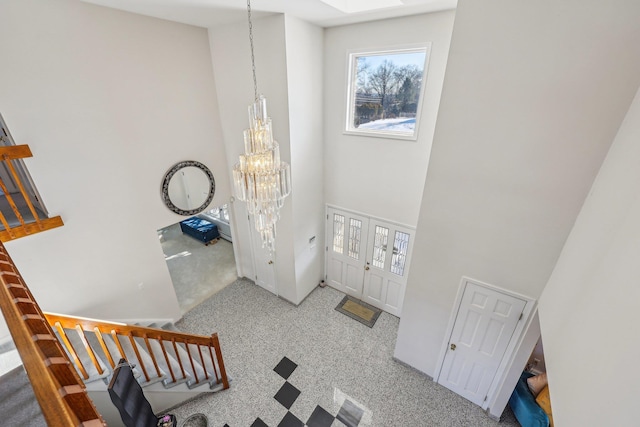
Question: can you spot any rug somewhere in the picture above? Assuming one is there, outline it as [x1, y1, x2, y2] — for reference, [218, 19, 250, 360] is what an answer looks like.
[335, 296, 382, 328]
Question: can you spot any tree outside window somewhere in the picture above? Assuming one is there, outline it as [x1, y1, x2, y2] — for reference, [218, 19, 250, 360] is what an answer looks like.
[346, 46, 431, 140]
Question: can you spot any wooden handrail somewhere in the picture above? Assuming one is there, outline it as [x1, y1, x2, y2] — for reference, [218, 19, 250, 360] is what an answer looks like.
[0, 241, 105, 426]
[0, 144, 64, 242]
[43, 312, 230, 390]
[0, 144, 33, 159]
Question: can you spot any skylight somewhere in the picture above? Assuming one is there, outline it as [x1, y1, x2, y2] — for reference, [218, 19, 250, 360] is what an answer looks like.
[319, 0, 404, 14]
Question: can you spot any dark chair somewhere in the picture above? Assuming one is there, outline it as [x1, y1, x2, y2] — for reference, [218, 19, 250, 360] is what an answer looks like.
[107, 359, 175, 427]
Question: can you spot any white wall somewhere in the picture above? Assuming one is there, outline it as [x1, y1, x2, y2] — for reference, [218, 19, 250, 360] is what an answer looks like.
[538, 86, 640, 426]
[395, 0, 640, 402]
[526, 337, 546, 374]
[209, 15, 298, 302]
[0, 0, 229, 321]
[210, 14, 326, 305]
[323, 11, 455, 226]
[284, 16, 325, 304]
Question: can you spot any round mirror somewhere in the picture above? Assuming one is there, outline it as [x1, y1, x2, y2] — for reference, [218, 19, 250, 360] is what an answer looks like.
[161, 161, 215, 216]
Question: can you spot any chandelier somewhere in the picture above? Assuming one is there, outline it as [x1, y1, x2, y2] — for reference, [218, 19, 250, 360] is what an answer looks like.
[232, 0, 291, 253]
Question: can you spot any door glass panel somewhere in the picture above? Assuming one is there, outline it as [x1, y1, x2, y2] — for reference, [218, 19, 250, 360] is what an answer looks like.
[332, 214, 345, 254]
[348, 218, 362, 259]
[372, 225, 389, 269]
[390, 231, 410, 276]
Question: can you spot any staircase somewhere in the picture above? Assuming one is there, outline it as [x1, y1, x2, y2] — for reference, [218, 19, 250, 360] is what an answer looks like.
[0, 236, 230, 426]
[0, 242, 105, 426]
[0, 115, 64, 242]
[42, 313, 230, 425]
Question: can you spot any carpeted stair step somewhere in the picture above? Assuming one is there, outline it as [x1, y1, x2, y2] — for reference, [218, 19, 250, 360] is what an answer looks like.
[191, 343, 227, 390]
[160, 322, 176, 331]
[0, 365, 46, 427]
[160, 322, 212, 389]
[55, 328, 109, 384]
[130, 333, 190, 389]
[163, 322, 232, 390]
[81, 330, 143, 382]
[134, 322, 158, 328]
[102, 334, 167, 387]
[166, 321, 231, 391]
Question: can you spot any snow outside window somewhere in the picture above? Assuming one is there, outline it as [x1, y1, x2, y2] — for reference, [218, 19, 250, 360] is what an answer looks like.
[345, 44, 431, 141]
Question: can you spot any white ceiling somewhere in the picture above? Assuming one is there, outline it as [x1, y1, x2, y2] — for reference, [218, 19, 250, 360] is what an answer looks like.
[82, 0, 457, 28]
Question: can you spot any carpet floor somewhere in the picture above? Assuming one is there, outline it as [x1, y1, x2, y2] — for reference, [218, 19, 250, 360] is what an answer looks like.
[158, 222, 237, 314]
[0, 365, 46, 427]
[170, 279, 520, 426]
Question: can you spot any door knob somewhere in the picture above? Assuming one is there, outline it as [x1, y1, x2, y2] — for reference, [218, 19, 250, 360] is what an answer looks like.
[450, 343, 456, 351]
[268, 260, 273, 265]
[365, 266, 370, 270]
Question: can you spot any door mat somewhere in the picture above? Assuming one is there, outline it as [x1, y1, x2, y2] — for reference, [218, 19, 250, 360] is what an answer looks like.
[335, 296, 382, 328]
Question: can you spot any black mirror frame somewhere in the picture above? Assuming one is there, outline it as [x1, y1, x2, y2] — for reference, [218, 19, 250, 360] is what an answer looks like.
[161, 160, 215, 216]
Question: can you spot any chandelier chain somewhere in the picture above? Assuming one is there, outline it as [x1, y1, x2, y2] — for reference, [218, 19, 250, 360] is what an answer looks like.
[235, 0, 291, 253]
[247, 0, 258, 101]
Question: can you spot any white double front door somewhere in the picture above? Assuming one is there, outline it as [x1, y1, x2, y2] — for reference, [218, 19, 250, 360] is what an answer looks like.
[325, 207, 414, 317]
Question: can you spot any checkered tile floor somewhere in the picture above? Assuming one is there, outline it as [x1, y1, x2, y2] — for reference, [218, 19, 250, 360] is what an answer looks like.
[243, 357, 365, 427]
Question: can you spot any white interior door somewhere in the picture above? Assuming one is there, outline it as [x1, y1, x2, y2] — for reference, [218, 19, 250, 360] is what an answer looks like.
[438, 281, 526, 405]
[326, 208, 369, 298]
[362, 221, 414, 316]
[249, 218, 277, 295]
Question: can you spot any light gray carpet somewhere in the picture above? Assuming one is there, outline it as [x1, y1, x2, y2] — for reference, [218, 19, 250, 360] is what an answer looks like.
[0, 365, 46, 427]
[158, 222, 237, 314]
[170, 279, 520, 426]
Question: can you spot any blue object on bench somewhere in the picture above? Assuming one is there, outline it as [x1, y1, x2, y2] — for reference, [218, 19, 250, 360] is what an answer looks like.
[179, 217, 220, 245]
[508, 371, 549, 427]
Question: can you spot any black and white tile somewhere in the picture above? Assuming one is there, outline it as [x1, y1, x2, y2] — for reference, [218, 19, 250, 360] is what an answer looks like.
[252, 357, 367, 427]
[170, 279, 520, 427]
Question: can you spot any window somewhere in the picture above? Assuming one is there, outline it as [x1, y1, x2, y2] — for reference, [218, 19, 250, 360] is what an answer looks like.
[332, 213, 345, 254]
[390, 230, 410, 276]
[345, 45, 431, 140]
[205, 204, 229, 221]
[372, 225, 389, 269]
[348, 218, 363, 259]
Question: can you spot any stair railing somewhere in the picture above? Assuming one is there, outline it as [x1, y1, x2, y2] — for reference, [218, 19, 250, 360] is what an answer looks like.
[0, 145, 64, 242]
[43, 313, 230, 390]
[0, 241, 106, 426]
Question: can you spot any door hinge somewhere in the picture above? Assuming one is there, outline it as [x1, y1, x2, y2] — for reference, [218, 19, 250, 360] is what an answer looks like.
[483, 395, 488, 402]
[326, 246, 328, 252]
[518, 312, 523, 321]
[327, 214, 329, 220]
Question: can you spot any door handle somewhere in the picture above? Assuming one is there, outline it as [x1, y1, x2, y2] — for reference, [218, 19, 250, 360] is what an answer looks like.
[450, 343, 456, 351]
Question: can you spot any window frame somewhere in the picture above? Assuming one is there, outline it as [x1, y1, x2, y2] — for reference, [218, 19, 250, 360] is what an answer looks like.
[344, 43, 432, 141]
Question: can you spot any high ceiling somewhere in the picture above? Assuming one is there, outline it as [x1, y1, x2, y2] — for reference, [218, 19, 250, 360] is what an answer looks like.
[82, 0, 457, 28]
